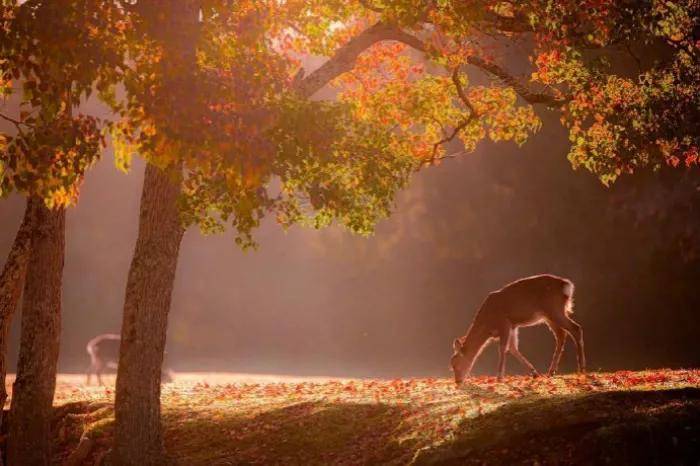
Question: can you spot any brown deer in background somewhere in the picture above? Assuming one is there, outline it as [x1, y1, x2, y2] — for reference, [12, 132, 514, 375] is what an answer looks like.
[86, 334, 174, 385]
[450, 274, 585, 384]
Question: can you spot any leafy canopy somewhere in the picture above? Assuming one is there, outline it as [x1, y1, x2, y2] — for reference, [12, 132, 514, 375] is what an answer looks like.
[0, 0, 127, 206]
[97, 0, 541, 247]
[361, 0, 700, 185]
[3, 0, 695, 243]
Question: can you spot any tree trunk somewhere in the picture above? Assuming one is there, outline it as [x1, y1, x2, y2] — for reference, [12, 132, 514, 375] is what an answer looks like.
[111, 1, 197, 463]
[0, 199, 36, 465]
[6, 197, 65, 466]
[111, 163, 184, 465]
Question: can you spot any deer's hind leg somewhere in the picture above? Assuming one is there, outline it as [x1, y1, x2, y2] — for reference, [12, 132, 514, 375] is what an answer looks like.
[546, 324, 566, 376]
[508, 329, 540, 376]
[548, 312, 586, 374]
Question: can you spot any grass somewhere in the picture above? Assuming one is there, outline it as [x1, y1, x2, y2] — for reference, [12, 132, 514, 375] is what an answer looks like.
[5, 369, 700, 465]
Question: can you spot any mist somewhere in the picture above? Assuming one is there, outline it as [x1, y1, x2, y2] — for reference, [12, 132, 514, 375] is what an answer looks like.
[2, 104, 698, 380]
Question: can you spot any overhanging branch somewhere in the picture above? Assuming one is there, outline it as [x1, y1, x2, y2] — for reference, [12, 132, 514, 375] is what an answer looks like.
[293, 21, 565, 110]
[293, 22, 426, 98]
[465, 56, 566, 107]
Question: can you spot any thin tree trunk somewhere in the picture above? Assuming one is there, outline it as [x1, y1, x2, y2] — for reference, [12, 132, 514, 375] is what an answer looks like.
[111, 163, 184, 465]
[0, 200, 36, 465]
[6, 197, 65, 466]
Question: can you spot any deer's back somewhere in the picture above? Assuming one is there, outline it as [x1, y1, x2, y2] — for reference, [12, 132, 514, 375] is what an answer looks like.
[479, 274, 573, 327]
[87, 334, 121, 362]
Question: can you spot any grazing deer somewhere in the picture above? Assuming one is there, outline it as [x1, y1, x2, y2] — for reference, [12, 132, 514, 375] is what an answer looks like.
[86, 333, 174, 385]
[450, 274, 585, 384]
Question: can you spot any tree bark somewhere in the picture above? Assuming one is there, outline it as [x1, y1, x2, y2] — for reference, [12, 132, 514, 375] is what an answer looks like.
[111, 164, 185, 465]
[0, 199, 36, 466]
[6, 197, 65, 466]
[111, 1, 197, 463]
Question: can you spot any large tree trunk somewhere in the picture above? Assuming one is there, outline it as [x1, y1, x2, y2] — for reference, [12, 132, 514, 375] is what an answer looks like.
[6, 197, 65, 466]
[111, 164, 184, 465]
[0, 200, 36, 465]
[111, 1, 197, 463]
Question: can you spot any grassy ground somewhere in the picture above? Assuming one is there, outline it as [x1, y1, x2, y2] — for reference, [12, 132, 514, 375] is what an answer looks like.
[4, 369, 700, 465]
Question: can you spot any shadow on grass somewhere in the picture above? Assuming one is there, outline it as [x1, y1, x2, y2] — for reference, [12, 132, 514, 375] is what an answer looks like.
[413, 387, 700, 466]
[42, 385, 700, 465]
[165, 401, 413, 466]
[43, 400, 413, 465]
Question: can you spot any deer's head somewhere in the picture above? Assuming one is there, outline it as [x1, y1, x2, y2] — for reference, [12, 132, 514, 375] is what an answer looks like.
[450, 337, 469, 384]
[450, 324, 491, 384]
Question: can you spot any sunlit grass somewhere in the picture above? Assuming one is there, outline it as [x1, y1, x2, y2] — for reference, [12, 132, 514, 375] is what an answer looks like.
[7, 369, 699, 464]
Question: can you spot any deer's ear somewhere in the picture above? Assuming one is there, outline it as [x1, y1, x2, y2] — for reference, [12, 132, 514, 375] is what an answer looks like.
[453, 338, 461, 352]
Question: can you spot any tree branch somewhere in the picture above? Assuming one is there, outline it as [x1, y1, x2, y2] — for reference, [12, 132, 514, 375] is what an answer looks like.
[292, 19, 565, 111]
[451, 67, 477, 115]
[431, 68, 480, 159]
[480, 11, 533, 33]
[293, 22, 426, 98]
[0, 112, 30, 137]
[431, 118, 473, 159]
[465, 56, 566, 107]
[0, 112, 22, 128]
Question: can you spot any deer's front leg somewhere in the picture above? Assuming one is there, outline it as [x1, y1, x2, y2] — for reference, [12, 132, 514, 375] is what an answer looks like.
[496, 326, 512, 380]
[563, 317, 586, 373]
